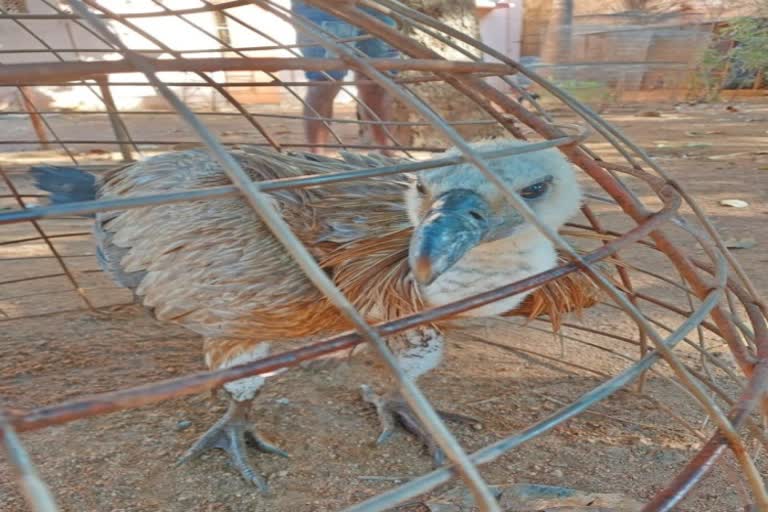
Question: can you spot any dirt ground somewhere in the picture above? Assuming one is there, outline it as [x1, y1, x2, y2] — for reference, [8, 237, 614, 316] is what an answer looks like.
[1, 100, 768, 512]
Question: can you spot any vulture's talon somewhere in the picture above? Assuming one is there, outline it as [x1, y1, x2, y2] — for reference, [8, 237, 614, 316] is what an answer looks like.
[360, 385, 446, 467]
[177, 399, 285, 493]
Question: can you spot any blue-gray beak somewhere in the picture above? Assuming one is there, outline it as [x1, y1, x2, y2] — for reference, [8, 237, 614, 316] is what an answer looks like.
[409, 189, 491, 286]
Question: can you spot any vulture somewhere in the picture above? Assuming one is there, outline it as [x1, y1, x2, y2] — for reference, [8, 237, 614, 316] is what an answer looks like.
[32, 139, 598, 492]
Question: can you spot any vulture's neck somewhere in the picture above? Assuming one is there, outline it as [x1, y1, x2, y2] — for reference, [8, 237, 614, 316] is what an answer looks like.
[419, 232, 558, 317]
[323, 226, 558, 324]
[321, 222, 599, 335]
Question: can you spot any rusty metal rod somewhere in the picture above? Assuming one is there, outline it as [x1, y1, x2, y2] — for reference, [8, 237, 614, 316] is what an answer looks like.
[315, 1, 767, 506]
[1, 420, 58, 512]
[18, 87, 49, 150]
[344, 275, 727, 512]
[1, 0, 253, 19]
[95, 77, 133, 161]
[64, 1, 499, 508]
[0, 134, 582, 224]
[7, 202, 671, 434]
[0, 57, 515, 85]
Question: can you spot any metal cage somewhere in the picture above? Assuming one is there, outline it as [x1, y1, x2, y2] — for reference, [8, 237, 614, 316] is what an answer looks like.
[0, 1, 766, 511]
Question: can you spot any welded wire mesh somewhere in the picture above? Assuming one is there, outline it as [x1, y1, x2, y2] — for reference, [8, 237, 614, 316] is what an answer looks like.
[1, 1, 767, 512]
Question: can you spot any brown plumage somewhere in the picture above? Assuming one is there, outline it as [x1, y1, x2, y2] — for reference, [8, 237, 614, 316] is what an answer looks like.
[95, 146, 598, 356]
[33, 140, 603, 490]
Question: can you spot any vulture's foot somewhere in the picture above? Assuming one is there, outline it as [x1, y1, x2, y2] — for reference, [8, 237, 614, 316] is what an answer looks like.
[361, 385, 452, 467]
[177, 399, 287, 493]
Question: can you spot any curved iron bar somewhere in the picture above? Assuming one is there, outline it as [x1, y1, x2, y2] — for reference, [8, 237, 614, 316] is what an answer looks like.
[343, 247, 730, 512]
[0, 58, 510, 85]
[1, 419, 58, 512]
[0, 129, 586, 224]
[0, 109, 501, 126]
[299, 3, 768, 506]
[3, 72, 504, 88]
[8, 188, 679, 434]
[0, 141, 440, 151]
[76, 0, 281, 151]
[61, 1, 504, 509]
[1, 2, 762, 510]
[0, 4, 139, 160]
[0, 36, 375, 55]
[0, 0, 258, 19]
[644, 262, 768, 511]
[214, 0, 409, 153]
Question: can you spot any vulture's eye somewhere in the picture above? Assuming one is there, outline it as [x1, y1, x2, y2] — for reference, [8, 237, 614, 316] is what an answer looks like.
[415, 180, 427, 195]
[520, 181, 549, 199]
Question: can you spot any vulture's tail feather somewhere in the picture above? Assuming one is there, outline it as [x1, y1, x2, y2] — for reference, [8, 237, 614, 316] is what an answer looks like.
[30, 165, 97, 205]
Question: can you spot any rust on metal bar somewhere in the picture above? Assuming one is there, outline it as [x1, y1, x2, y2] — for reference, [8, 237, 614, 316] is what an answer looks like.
[95, 76, 134, 162]
[387, 2, 757, 378]
[79, 0, 283, 152]
[1, 0, 766, 508]
[642, 260, 768, 493]
[0, 57, 514, 85]
[18, 87, 49, 149]
[0, 0, 252, 19]
[1, 419, 59, 512]
[7, 188, 680, 434]
[321, 2, 766, 506]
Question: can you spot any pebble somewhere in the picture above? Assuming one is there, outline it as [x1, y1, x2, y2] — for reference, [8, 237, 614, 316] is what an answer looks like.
[275, 398, 291, 405]
[551, 469, 564, 478]
[723, 237, 757, 250]
[176, 419, 192, 431]
[719, 199, 749, 208]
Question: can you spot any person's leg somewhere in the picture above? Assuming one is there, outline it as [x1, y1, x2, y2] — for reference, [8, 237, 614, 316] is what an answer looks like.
[292, 2, 351, 154]
[355, 8, 400, 151]
[304, 81, 342, 154]
[355, 76, 393, 149]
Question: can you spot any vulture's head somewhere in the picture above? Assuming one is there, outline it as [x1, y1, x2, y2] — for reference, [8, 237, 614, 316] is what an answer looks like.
[405, 139, 582, 286]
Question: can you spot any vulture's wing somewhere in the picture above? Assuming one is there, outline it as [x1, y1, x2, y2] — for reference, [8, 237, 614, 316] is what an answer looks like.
[90, 149, 418, 338]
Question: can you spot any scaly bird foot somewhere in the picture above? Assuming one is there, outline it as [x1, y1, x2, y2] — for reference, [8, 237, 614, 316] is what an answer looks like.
[177, 399, 287, 493]
[361, 385, 479, 468]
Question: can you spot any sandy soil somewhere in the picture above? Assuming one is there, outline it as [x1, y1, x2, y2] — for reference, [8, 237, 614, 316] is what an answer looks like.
[1, 101, 768, 512]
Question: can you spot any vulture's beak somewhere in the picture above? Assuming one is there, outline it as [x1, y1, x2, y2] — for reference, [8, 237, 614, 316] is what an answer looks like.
[409, 189, 491, 286]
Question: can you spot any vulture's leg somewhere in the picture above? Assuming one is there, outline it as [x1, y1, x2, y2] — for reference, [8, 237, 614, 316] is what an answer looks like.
[178, 341, 287, 492]
[361, 326, 447, 467]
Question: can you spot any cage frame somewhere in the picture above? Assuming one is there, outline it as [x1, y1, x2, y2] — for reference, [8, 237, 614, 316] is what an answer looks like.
[0, 1, 766, 511]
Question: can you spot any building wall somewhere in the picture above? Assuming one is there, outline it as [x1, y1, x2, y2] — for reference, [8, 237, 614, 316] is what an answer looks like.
[2, 0, 739, 112]
[519, 0, 722, 90]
